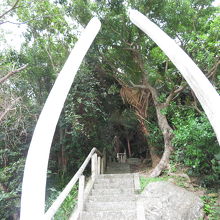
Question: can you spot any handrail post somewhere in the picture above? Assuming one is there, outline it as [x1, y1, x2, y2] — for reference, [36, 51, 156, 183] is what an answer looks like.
[78, 175, 85, 215]
[101, 157, 104, 174]
[103, 148, 106, 172]
[123, 153, 127, 163]
[91, 153, 97, 181]
[97, 156, 101, 175]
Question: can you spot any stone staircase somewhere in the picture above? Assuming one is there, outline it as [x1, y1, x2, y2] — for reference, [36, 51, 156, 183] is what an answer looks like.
[79, 162, 143, 220]
[105, 162, 131, 174]
[80, 173, 137, 219]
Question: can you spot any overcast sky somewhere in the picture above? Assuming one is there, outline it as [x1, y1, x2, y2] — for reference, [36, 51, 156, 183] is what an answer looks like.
[0, 0, 220, 51]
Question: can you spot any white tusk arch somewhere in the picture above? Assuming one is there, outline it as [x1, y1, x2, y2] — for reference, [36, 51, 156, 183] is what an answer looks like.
[20, 17, 101, 220]
[129, 9, 220, 145]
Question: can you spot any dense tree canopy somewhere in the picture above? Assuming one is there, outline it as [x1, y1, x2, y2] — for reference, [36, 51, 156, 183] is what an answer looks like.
[0, 0, 219, 219]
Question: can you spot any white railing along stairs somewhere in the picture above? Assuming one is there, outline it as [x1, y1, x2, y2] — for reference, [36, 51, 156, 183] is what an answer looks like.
[45, 147, 106, 219]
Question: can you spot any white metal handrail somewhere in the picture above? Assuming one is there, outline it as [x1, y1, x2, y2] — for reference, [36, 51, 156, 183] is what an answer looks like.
[129, 9, 220, 145]
[45, 147, 104, 219]
[20, 18, 101, 220]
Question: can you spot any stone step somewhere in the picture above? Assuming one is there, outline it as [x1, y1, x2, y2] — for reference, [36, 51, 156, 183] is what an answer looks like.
[106, 167, 130, 171]
[96, 175, 133, 184]
[78, 169, 137, 219]
[95, 177, 133, 185]
[105, 164, 131, 174]
[106, 163, 130, 170]
[106, 166, 130, 170]
[87, 194, 137, 202]
[85, 201, 136, 212]
[91, 187, 134, 196]
[107, 162, 130, 166]
[105, 170, 131, 174]
[81, 210, 136, 220]
[98, 173, 133, 179]
[93, 181, 133, 189]
[127, 158, 142, 165]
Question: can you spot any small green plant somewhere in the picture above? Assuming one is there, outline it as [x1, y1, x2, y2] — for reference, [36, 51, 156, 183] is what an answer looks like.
[46, 185, 78, 220]
[172, 176, 190, 188]
[201, 194, 218, 220]
[140, 176, 170, 191]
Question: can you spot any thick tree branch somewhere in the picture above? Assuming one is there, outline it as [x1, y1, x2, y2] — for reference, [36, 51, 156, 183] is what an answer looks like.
[123, 47, 138, 52]
[129, 81, 149, 89]
[0, 0, 20, 20]
[191, 91, 203, 114]
[165, 83, 187, 106]
[130, 47, 187, 106]
[0, 15, 53, 25]
[0, 20, 26, 25]
[0, 64, 28, 84]
[165, 60, 168, 72]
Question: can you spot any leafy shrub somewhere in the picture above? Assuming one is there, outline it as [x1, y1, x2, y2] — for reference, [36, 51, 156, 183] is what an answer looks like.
[201, 194, 219, 220]
[171, 110, 220, 186]
[46, 185, 78, 220]
[0, 158, 25, 219]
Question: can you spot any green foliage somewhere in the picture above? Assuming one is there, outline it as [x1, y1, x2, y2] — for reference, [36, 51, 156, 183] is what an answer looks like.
[201, 194, 219, 220]
[172, 110, 220, 186]
[0, 48, 37, 219]
[46, 185, 78, 220]
[147, 120, 164, 152]
[0, 158, 25, 219]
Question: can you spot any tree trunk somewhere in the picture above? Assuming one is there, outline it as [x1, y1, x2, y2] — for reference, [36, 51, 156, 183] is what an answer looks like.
[127, 136, 131, 157]
[128, 43, 173, 174]
[58, 127, 67, 174]
[138, 117, 160, 167]
[149, 86, 174, 177]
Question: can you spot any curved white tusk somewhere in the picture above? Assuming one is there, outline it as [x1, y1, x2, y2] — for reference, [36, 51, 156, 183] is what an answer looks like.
[129, 9, 220, 145]
[20, 17, 101, 220]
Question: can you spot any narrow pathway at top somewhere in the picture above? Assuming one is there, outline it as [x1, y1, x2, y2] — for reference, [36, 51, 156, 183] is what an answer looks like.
[105, 162, 131, 174]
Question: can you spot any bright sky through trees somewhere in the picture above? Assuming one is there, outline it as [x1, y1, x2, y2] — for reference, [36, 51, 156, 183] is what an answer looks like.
[0, 0, 219, 51]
